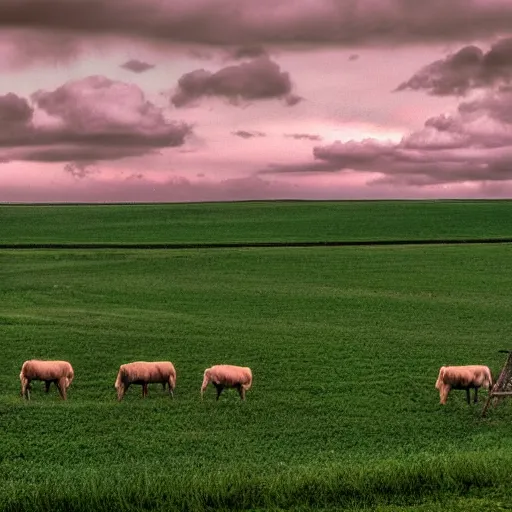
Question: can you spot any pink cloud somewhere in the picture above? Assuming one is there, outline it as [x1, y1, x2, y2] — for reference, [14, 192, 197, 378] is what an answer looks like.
[261, 87, 512, 187]
[0, 29, 83, 70]
[226, 45, 268, 60]
[458, 85, 512, 123]
[0, 76, 191, 164]
[63, 162, 96, 179]
[284, 133, 322, 141]
[232, 130, 266, 139]
[171, 56, 301, 107]
[120, 59, 155, 73]
[0, 93, 32, 125]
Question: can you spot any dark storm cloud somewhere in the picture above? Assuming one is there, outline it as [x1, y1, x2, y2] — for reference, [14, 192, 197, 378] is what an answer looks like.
[3, 0, 512, 48]
[396, 37, 512, 96]
[171, 56, 300, 107]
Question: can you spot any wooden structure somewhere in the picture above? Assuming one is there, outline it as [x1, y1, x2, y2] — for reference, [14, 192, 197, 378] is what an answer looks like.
[482, 350, 512, 417]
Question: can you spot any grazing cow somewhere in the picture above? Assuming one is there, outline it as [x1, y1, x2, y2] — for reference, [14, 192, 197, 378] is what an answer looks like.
[20, 360, 74, 400]
[435, 365, 493, 405]
[201, 364, 252, 401]
[114, 361, 176, 401]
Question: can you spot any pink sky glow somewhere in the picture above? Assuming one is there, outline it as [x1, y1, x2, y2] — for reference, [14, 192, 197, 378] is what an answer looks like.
[2, 1, 512, 202]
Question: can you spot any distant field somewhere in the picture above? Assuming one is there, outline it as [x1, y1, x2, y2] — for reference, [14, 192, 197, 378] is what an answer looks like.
[2, 200, 512, 244]
[2, 202, 512, 511]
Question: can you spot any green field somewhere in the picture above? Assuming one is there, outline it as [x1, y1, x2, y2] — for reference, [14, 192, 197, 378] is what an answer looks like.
[2, 201, 512, 511]
[2, 200, 512, 244]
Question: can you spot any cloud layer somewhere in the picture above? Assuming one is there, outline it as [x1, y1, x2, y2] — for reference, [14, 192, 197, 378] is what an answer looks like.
[263, 86, 512, 186]
[4, 2, 512, 202]
[3, 0, 512, 47]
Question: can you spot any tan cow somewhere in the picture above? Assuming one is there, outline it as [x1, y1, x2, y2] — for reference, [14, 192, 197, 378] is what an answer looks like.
[20, 360, 74, 400]
[114, 361, 176, 401]
[201, 364, 252, 401]
[435, 365, 493, 405]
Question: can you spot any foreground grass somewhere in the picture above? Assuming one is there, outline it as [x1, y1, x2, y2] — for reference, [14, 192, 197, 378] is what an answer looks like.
[2, 244, 512, 509]
[2, 200, 512, 244]
[1, 453, 511, 511]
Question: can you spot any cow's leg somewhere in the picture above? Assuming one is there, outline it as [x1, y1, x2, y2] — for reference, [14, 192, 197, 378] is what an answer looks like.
[57, 378, 67, 400]
[214, 383, 224, 400]
[45, 381, 52, 393]
[117, 383, 126, 402]
[21, 378, 30, 399]
[474, 387, 479, 404]
[142, 383, 148, 398]
[466, 388, 471, 405]
[162, 382, 167, 391]
[237, 385, 246, 401]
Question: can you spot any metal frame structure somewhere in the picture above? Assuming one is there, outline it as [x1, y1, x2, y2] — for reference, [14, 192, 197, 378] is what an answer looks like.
[482, 350, 512, 417]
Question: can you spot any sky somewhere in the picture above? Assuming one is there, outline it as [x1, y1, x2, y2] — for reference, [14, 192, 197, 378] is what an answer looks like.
[3, 1, 512, 202]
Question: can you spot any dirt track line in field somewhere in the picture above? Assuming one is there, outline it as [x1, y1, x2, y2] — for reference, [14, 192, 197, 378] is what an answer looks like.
[1, 238, 512, 249]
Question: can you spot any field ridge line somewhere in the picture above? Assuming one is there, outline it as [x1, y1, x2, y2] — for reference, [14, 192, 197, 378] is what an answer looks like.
[1, 238, 512, 249]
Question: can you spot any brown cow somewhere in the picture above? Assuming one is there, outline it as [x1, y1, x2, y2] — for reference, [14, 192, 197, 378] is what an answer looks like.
[114, 361, 176, 401]
[435, 365, 492, 405]
[201, 364, 252, 401]
[20, 360, 74, 400]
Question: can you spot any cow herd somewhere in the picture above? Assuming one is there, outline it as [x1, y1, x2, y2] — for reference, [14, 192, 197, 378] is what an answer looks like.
[19, 359, 253, 402]
[19, 359, 493, 405]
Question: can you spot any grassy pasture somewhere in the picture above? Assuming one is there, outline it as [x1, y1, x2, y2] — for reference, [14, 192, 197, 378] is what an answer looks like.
[2, 202, 512, 510]
[3, 199, 512, 244]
